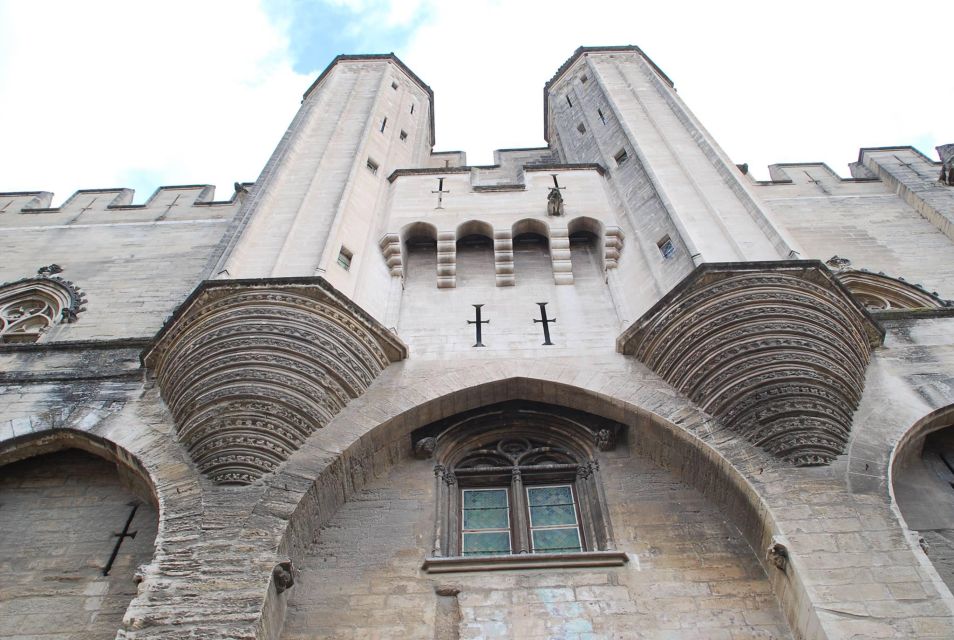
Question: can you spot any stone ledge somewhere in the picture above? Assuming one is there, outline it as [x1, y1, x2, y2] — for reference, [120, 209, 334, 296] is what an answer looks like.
[421, 551, 628, 573]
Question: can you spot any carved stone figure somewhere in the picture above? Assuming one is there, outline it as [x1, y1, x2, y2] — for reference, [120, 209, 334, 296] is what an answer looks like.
[272, 561, 295, 594]
[547, 187, 564, 216]
[767, 542, 789, 572]
[413, 436, 437, 459]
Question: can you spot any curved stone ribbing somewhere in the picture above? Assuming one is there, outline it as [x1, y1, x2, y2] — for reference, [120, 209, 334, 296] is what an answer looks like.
[145, 280, 406, 484]
[618, 263, 883, 466]
[835, 270, 952, 310]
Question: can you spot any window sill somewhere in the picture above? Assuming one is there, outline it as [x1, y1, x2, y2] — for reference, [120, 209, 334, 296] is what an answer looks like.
[421, 551, 629, 574]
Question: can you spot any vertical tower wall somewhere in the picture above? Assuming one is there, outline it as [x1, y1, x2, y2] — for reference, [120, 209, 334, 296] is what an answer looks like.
[216, 56, 433, 302]
[546, 49, 800, 286]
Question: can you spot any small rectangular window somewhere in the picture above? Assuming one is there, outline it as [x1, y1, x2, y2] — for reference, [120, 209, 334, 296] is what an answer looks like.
[566, 95, 573, 108]
[380, 116, 387, 133]
[391, 81, 398, 90]
[337, 245, 354, 270]
[580, 74, 588, 84]
[577, 123, 586, 134]
[400, 130, 408, 142]
[598, 108, 606, 125]
[461, 488, 511, 556]
[614, 149, 628, 166]
[366, 158, 378, 175]
[658, 235, 675, 259]
[527, 485, 582, 554]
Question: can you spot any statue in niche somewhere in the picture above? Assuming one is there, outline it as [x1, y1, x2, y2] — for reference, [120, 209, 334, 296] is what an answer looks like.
[547, 187, 565, 216]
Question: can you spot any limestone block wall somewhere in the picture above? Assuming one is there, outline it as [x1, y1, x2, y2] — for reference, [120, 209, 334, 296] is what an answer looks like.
[0, 449, 158, 639]
[0, 185, 242, 341]
[759, 161, 954, 300]
[281, 445, 791, 639]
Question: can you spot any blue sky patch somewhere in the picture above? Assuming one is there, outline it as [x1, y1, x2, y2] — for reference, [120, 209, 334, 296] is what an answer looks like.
[262, 0, 428, 74]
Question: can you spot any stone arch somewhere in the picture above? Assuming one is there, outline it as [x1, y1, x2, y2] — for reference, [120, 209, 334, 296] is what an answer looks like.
[511, 218, 557, 284]
[567, 215, 606, 278]
[835, 270, 951, 311]
[890, 405, 954, 598]
[0, 428, 161, 637]
[455, 220, 495, 287]
[400, 221, 438, 287]
[274, 379, 796, 638]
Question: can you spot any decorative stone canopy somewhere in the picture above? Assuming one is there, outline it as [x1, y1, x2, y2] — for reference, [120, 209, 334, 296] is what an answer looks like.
[617, 261, 884, 466]
[835, 270, 952, 311]
[144, 278, 406, 484]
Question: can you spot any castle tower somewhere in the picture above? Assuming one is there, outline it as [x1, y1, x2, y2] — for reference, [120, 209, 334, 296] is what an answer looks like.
[545, 47, 802, 291]
[213, 55, 434, 299]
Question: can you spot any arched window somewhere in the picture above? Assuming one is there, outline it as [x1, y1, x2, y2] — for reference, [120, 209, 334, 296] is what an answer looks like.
[415, 402, 628, 571]
[0, 277, 84, 343]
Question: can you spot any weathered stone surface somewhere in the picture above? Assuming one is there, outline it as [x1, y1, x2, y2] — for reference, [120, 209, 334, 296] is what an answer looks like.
[144, 278, 406, 484]
[618, 261, 883, 465]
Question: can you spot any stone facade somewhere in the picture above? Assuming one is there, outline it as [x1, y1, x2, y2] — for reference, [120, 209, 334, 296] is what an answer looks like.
[2, 46, 954, 638]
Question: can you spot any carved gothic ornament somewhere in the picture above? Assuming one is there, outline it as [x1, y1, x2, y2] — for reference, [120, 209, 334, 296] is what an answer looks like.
[617, 262, 884, 466]
[0, 275, 86, 343]
[144, 278, 407, 485]
[834, 270, 952, 311]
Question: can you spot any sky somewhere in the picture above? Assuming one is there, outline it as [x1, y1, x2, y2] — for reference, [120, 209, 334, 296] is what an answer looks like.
[0, 0, 951, 205]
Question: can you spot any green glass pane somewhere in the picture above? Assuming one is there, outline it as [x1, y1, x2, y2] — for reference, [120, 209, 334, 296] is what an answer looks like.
[528, 486, 573, 506]
[463, 489, 508, 509]
[463, 531, 511, 556]
[463, 505, 509, 530]
[530, 503, 576, 526]
[532, 527, 582, 553]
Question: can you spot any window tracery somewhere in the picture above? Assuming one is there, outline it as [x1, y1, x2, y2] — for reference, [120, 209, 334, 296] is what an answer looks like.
[0, 276, 84, 343]
[415, 402, 628, 571]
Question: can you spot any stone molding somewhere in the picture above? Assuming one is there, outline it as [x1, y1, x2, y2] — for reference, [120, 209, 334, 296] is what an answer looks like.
[422, 551, 628, 573]
[618, 261, 883, 466]
[835, 270, 952, 310]
[144, 277, 406, 484]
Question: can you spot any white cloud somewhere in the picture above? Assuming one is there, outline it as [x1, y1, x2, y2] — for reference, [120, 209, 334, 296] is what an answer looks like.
[0, 0, 308, 204]
[0, 0, 951, 206]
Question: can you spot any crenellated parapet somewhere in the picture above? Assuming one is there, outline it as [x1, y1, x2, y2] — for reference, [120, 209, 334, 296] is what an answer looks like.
[144, 277, 406, 484]
[0, 184, 248, 218]
[618, 262, 883, 466]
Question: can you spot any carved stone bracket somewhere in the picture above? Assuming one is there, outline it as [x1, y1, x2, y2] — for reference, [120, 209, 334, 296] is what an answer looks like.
[378, 233, 403, 277]
[604, 227, 624, 270]
[144, 277, 406, 484]
[617, 262, 883, 466]
[436, 230, 456, 288]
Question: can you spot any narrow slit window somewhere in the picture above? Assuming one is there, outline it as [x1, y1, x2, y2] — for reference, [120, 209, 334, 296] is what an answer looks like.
[366, 158, 378, 175]
[657, 235, 675, 259]
[380, 117, 388, 133]
[410, 103, 415, 114]
[337, 246, 354, 270]
[577, 123, 586, 135]
[614, 149, 628, 166]
[598, 108, 606, 125]
[400, 130, 408, 142]
[391, 81, 399, 90]
[566, 95, 573, 108]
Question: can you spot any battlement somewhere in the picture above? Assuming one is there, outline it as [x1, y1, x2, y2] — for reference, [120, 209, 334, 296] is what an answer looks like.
[0, 183, 250, 217]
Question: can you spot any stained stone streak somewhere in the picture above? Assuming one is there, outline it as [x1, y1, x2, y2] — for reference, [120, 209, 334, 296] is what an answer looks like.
[146, 279, 406, 484]
[618, 262, 884, 466]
